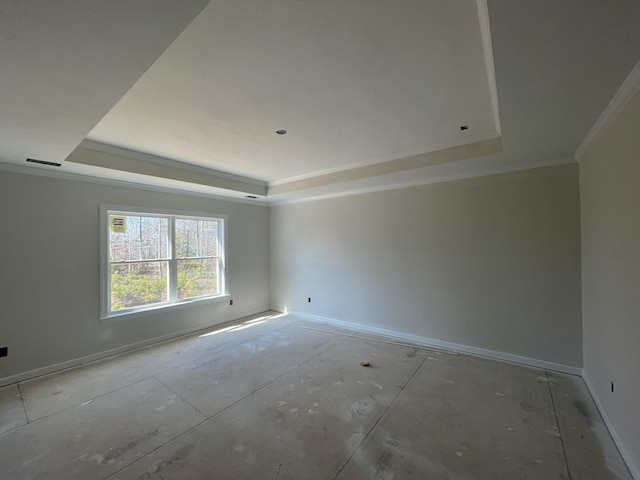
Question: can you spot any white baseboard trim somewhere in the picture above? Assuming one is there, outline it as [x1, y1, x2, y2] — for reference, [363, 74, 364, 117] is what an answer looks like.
[583, 373, 639, 480]
[275, 308, 633, 476]
[0, 307, 272, 388]
[287, 310, 582, 376]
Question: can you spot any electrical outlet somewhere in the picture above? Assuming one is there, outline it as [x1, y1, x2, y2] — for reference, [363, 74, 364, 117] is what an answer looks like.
[308, 297, 311, 303]
[611, 381, 614, 393]
[230, 299, 233, 306]
[0, 346, 7, 357]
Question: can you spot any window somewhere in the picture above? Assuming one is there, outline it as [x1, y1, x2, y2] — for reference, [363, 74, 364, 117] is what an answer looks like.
[101, 207, 226, 319]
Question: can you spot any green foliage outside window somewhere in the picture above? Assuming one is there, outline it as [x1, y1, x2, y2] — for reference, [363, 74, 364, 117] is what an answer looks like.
[110, 263, 167, 311]
[177, 259, 218, 300]
[108, 213, 222, 313]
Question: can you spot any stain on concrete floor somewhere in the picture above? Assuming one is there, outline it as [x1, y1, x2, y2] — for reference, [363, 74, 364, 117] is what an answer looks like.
[0, 313, 632, 480]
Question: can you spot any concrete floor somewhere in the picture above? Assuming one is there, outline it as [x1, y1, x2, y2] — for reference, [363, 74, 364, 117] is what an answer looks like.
[0, 313, 632, 479]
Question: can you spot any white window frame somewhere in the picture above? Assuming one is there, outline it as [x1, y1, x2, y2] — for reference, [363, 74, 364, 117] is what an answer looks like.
[100, 205, 228, 322]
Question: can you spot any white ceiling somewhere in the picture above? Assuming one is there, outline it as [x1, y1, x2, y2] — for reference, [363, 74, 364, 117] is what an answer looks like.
[84, 0, 499, 183]
[2, 1, 640, 204]
[0, 0, 210, 167]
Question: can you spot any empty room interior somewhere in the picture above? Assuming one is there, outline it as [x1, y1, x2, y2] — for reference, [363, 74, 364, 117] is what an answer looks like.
[1, 1, 640, 479]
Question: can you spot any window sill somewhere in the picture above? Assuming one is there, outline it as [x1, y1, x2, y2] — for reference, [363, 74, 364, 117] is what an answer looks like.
[101, 293, 230, 324]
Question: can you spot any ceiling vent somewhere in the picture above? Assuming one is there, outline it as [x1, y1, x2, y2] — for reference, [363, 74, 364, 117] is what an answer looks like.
[26, 158, 61, 167]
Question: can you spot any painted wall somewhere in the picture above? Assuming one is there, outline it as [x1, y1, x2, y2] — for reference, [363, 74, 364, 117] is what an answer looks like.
[581, 91, 640, 477]
[0, 171, 270, 383]
[270, 164, 582, 368]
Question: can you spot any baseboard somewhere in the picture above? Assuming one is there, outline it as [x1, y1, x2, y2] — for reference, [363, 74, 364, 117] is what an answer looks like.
[0, 307, 272, 388]
[288, 310, 582, 376]
[279, 308, 633, 477]
[583, 373, 639, 480]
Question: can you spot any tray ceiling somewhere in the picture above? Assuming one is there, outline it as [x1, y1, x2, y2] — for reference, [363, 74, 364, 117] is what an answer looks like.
[2, 1, 640, 203]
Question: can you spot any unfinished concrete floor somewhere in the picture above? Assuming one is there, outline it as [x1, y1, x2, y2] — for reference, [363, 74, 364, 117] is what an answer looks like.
[0, 313, 632, 479]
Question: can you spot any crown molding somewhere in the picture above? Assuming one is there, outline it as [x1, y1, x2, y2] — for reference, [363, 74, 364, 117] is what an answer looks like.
[67, 146, 266, 196]
[80, 140, 267, 187]
[0, 161, 268, 206]
[476, 0, 501, 135]
[268, 136, 502, 196]
[267, 156, 577, 206]
[268, 130, 500, 187]
[575, 57, 640, 160]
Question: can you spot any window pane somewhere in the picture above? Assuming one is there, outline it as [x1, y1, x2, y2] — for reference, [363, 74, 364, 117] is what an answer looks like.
[175, 218, 218, 258]
[110, 215, 169, 262]
[140, 216, 169, 260]
[177, 258, 218, 300]
[110, 261, 168, 311]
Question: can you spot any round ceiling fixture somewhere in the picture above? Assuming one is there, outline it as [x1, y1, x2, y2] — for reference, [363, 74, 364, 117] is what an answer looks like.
[276, 129, 287, 135]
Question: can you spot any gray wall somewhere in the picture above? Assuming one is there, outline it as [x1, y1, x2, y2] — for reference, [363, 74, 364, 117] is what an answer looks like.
[0, 171, 270, 383]
[581, 91, 640, 476]
[270, 164, 582, 368]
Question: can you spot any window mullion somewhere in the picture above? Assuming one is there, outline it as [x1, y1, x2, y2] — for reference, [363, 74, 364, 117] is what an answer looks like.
[169, 217, 178, 302]
[218, 219, 225, 295]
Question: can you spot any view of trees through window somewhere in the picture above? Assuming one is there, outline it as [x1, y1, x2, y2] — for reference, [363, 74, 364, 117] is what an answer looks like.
[108, 213, 221, 312]
[175, 218, 219, 301]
